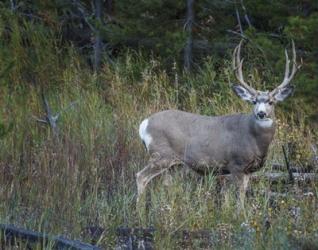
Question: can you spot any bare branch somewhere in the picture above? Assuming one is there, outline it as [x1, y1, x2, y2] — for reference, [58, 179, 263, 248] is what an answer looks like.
[226, 29, 248, 40]
[32, 115, 48, 124]
[71, 0, 96, 32]
[282, 145, 294, 183]
[240, 0, 252, 28]
[10, 0, 17, 12]
[235, 8, 243, 35]
[36, 93, 78, 138]
[41, 94, 59, 137]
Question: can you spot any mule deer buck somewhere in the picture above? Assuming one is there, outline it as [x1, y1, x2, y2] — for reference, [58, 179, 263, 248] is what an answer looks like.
[136, 41, 300, 202]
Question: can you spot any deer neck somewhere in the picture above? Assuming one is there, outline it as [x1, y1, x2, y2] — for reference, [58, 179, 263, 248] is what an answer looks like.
[249, 114, 276, 153]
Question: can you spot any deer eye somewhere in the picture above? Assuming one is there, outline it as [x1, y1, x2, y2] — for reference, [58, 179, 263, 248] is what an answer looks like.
[252, 100, 257, 105]
[268, 101, 273, 105]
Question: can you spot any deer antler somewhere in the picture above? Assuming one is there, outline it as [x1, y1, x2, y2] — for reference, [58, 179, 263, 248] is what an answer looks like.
[232, 40, 257, 95]
[271, 40, 300, 95]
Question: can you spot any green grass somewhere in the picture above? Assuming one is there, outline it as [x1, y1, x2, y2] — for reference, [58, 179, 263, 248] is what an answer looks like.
[0, 25, 317, 248]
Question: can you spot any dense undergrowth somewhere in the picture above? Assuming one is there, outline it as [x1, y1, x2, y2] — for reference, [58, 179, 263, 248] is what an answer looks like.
[0, 20, 317, 249]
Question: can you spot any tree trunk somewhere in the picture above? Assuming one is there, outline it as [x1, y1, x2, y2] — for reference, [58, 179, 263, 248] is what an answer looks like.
[184, 0, 194, 71]
[93, 0, 103, 72]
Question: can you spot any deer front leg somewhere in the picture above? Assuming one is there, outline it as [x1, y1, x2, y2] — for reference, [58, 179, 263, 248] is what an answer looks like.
[232, 173, 250, 211]
[240, 174, 250, 193]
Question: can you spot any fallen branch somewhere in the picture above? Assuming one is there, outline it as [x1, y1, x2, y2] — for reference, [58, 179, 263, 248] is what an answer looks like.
[116, 227, 155, 250]
[33, 94, 78, 138]
[254, 172, 318, 183]
[268, 191, 314, 199]
[0, 224, 101, 250]
[271, 163, 313, 173]
[218, 172, 318, 184]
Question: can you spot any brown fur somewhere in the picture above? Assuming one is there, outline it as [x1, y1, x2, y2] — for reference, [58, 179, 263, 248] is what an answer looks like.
[136, 109, 275, 201]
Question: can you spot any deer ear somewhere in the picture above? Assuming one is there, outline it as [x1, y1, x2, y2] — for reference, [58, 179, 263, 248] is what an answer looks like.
[273, 85, 294, 102]
[232, 85, 254, 103]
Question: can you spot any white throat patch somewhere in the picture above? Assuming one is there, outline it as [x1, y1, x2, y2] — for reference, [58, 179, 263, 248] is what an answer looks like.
[139, 119, 152, 150]
[256, 118, 273, 128]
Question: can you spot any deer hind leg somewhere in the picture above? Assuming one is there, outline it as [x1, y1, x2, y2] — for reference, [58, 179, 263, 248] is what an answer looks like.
[136, 155, 177, 202]
[162, 172, 173, 187]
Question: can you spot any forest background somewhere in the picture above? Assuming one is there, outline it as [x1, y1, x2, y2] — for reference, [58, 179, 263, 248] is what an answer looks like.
[0, 0, 317, 249]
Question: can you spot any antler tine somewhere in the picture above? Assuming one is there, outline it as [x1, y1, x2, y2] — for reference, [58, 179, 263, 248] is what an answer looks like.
[283, 49, 290, 81]
[232, 45, 238, 71]
[271, 40, 299, 94]
[232, 40, 257, 94]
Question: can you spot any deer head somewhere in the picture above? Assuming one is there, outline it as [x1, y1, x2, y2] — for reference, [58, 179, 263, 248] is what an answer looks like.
[232, 40, 300, 123]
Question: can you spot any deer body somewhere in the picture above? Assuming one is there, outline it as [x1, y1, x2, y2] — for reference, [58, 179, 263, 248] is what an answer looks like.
[141, 110, 275, 174]
[136, 41, 299, 201]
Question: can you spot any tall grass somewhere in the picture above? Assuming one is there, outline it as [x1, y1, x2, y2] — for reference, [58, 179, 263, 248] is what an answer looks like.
[0, 16, 317, 249]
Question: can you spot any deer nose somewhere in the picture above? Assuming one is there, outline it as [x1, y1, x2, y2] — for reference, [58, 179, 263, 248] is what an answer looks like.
[257, 111, 266, 119]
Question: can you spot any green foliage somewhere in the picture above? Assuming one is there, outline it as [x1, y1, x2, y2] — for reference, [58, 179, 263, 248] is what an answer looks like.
[0, 1, 317, 248]
[107, 0, 187, 62]
[0, 0, 316, 112]
[0, 43, 317, 248]
[0, 122, 12, 139]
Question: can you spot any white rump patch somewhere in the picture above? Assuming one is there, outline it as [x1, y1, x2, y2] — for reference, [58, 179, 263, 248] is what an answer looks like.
[256, 118, 273, 128]
[139, 119, 152, 150]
